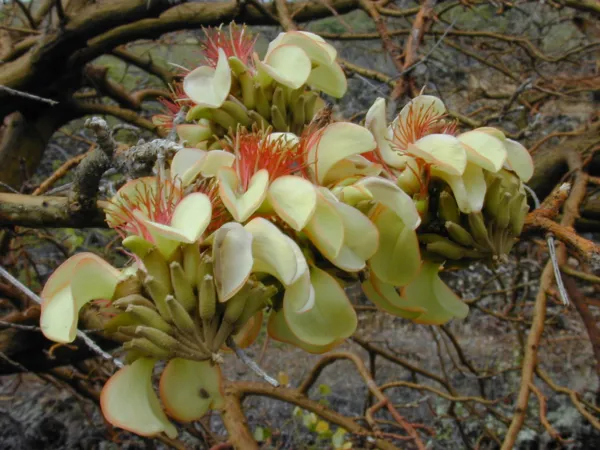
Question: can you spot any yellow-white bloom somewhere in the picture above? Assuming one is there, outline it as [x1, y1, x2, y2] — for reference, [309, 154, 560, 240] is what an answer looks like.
[256, 31, 347, 98]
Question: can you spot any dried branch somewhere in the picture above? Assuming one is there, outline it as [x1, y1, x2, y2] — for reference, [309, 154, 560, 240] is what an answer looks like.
[501, 149, 589, 449]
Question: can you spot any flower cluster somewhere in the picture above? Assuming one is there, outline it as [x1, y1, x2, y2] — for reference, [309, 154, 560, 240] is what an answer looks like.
[39, 24, 534, 439]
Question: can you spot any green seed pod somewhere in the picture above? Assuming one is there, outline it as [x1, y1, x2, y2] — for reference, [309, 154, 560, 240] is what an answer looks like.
[304, 92, 318, 121]
[124, 338, 171, 359]
[426, 240, 466, 260]
[223, 286, 249, 325]
[272, 86, 287, 119]
[182, 244, 201, 288]
[235, 284, 278, 329]
[187, 105, 212, 122]
[125, 304, 172, 333]
[508, 193, 527, 234]
[255, 84, 271, 120]
[445, 221, 475, 247]
[170, 261, 196, 311]
[135, 326, 180, 351]
[211, 109, 237, 132]
[439, 191, 460, 224]
[418, 233, 447, 245]
[495, 192, 513, 229]
[237, 72, 255, 110]
[165, 295, 196, 335]
[248, 110, 271, 130]
[292, 95, 306, 132]
[220, 100, 252, 127]
[143, 276, 170, 318]
[468, 212, 493, 249]
[142, 248, 172, 293]
[112, 294, 155, 310]
[511, 203, 529, 237]
[271, 105, 288, 132]
[483, 175, 503, 218]
[211, 322, 233, 352]
[199, 274, 216, 321]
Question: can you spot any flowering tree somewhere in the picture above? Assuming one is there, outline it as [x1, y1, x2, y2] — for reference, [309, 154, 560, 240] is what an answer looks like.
[1, 2, 599, 449]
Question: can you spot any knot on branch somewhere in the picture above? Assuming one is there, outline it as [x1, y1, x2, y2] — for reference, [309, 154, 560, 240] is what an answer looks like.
[115, 138, 182, 179]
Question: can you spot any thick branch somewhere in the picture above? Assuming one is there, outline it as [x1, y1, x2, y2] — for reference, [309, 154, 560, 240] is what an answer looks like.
[0, 193, 108, 228]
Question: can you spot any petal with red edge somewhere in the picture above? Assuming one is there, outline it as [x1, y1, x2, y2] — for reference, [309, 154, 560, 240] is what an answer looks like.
[101, 358, 177, 438]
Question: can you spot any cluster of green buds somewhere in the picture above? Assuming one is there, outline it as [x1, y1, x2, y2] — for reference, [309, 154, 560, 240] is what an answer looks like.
[155, 24, 342, 148]
[38, 24, 535, 439]
[420, 170, 529, 264]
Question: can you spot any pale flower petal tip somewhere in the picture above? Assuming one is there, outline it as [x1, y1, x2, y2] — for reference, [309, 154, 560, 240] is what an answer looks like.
[183, 48, 232, 108]
[40, 253, 120, 343]
[101, 358, 177, 438]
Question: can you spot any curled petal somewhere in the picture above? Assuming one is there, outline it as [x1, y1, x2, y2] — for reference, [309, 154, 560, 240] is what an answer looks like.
[256, 44, 312, 89]
[183, 48, 231, 108]
[304, 191, 344, 260]
[504, 139, 534, 182]
[176, 123, 212, 147]
[434, 163, 486, 213]
[213, 222, 254, 302]
[159, 358, 224, 422]
[101, 358, 177, 438]
[284, 266, 357, 346]
[362, 275, 424, 319]
[327, 201, 379, 272]
[368, 205, 421, 286]
[458, 130, 507, 173]
[401, 262, 469, 324]
[354, 176, 421, 230]
[244, 217, 299, 286]
[307, 122, 376, 185]
[171, 148, 206, 186]
[410, 134, 467, 176]
[283, 270, 315, 315]
[365, 98, 407, 168]
[268, 176, 317, 231]
[218, 167, 269, 222]
[266, 31, 335, 65]
[200, 150, 235, 177]
[40, 253, 120, 343]
[306, 61, 347, 98]
[142, 193, 212, 245]
[268, 310, 341, 354]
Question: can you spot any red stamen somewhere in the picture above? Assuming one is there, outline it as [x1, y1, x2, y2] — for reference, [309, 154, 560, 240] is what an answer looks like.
[107, 176, 183, 242]
[391, 102, 447, 151]
[225, 129, 308, 191]
[202, 23, 256, 69]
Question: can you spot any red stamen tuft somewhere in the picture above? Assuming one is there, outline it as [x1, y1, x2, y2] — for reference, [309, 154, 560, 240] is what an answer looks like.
[202, 23, 256, 69]
[153, 83, 194, 130]
[225, 129, 308, 191]
[107, 176, 183, 242]
[391, 102, 448, 151]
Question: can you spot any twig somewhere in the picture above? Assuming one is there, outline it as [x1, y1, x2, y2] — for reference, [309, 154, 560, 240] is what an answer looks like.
[0, 85, 58, 105]
[0, 319, 40, 331]
[0, 265, 123, 368]
[226, 337, 279, 387]
[525, 183, 570, 305]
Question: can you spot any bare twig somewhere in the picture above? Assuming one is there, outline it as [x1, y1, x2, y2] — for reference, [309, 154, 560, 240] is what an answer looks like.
[0, 85, 58, 105]
[226, 337, 279, 387]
